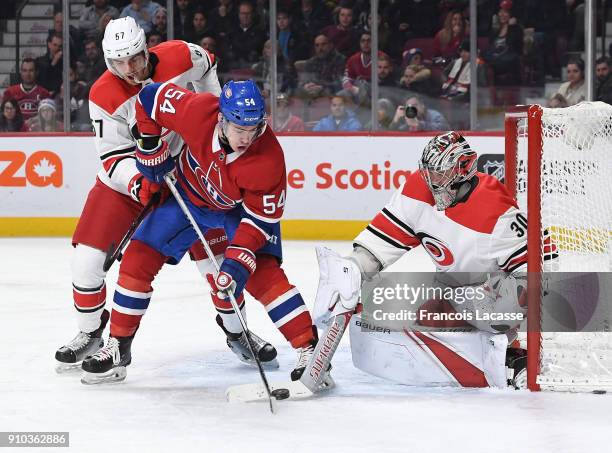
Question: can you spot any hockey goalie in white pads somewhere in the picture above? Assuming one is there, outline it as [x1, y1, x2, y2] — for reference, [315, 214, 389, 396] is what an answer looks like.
[309, 131, 534, 390]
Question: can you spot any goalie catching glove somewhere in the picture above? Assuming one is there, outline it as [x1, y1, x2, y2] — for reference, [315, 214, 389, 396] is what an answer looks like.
[206, 246, 256, 298]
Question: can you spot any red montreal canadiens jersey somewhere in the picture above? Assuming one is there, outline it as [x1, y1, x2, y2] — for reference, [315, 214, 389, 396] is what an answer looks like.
[143, 82, 286, 224]
[88, 40, 219, 196]
[2, 84, 50, 121]
[355, 171, 548, 276]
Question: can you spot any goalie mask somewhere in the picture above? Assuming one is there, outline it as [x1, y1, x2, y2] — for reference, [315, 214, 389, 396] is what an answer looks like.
[419, 131, 477, 210]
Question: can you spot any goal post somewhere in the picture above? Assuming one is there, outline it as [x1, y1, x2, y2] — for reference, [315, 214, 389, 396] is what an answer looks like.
[504, 102, 612, 392]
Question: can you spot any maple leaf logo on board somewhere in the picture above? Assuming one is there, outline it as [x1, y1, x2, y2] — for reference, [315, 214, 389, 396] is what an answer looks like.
[32, 158, 56, 181]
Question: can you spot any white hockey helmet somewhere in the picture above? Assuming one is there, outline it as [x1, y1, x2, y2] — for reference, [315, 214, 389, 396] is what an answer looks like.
[419, 131, 477, 210]
[102, 17, 148, 78]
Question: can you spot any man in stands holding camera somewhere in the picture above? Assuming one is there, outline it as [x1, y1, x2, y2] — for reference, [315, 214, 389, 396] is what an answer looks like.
[389, 95, 449, 132]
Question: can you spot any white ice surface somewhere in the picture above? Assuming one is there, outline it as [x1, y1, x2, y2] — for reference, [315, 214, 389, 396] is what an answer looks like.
[0, 239, 610, 453]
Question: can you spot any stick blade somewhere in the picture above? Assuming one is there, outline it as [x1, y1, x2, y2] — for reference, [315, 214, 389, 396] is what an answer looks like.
[226, 380, 321, 403]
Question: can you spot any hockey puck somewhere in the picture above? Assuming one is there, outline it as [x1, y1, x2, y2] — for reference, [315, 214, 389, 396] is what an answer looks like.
[593, 390, 607, 395]
[271, 388, 290, 400]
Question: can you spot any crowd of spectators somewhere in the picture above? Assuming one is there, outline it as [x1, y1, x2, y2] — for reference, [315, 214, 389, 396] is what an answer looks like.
[1, 0, 611, 133]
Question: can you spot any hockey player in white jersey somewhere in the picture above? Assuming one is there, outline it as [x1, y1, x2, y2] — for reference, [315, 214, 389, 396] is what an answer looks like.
[305, 131, 543, 392]
[54, 17, 277, 375]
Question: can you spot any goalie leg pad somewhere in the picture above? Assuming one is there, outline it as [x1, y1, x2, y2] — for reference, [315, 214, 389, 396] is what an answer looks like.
[349, 313, 508, 388]
[110, 240, 166, 337]
[72, 244, 108, 333]
[246, 255, 314, 348]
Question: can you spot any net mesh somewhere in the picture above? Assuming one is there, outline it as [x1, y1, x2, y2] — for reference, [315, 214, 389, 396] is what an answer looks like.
[514, 102, 612, 391]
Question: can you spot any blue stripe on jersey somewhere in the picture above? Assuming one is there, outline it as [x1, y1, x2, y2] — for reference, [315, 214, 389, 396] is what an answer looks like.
[113, 291, 151, 310]
[267, 294, 305, 323]
[138, 82, 162, 117]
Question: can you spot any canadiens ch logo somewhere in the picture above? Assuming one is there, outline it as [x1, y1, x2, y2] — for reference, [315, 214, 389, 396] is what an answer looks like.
[186, 149, 236, 209]
[417, 232, 455, 267]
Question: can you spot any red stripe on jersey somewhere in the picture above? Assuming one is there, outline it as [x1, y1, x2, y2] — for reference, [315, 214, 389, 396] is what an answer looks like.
[502, 252, 527, 272]
[370, 212, 419, 248]
[413, 331, 489, 387]
[102, 154, 132, 174]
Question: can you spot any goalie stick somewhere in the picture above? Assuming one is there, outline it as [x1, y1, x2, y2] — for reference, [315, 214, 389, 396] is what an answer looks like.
[163, 174, 278, 413]
[225, 311, 351, 403]
[102, 192, 160, 272]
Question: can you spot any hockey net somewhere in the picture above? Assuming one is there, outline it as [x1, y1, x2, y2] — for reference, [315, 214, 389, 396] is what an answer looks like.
[505, 102, 612, 392]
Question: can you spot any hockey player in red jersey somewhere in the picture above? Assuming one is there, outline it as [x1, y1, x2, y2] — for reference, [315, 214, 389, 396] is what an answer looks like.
[80, 79, 323, 384]
[55, 17, 278, 374]
[309, 132, 542, 391]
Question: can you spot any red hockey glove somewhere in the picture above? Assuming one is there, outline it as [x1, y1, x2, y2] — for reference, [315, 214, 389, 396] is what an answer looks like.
[128, 174, 168, 206]
[206, 246, 256, 298]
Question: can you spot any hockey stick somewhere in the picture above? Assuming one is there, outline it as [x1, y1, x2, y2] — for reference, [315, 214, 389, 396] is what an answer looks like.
[102, 191, 160, 272]
[163, 174, 277, 413]
[226, 311, 347, 403]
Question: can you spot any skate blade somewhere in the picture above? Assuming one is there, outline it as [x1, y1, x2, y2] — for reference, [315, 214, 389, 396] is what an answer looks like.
[226, 377, 335, 403]
[237, 356, 280, 370]
[55, 361, 83, 374]
[80, 366, 127, 385]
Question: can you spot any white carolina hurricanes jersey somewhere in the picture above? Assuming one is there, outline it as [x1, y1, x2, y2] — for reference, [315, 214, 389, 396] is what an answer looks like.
[355, 172, 536, 277]
[88, 40, 220, 195]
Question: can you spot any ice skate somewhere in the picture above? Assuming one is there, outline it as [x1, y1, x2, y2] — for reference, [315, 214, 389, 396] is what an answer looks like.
[506, 347, 527, 390]
[217, 315, 279, 369]
[55, 309, 109, 373]
[81, 336, 133, 384]
[291, 342, 315, 381]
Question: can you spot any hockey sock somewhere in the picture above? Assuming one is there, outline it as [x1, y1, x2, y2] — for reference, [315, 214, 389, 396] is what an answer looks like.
[246, 255, 314, 348]
[110, 240, 166, 337]
[72, 244, 108, 333]
[212, 292, 246, 335]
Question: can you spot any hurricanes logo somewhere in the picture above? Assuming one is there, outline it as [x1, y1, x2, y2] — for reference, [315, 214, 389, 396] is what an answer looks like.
[417, 233, 455, 267]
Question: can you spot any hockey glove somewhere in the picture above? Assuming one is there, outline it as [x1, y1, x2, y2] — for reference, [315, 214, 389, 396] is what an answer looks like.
[127, 174, 168, 206]
[206, 246, 256, 298]
[135, 139, 175, 184]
